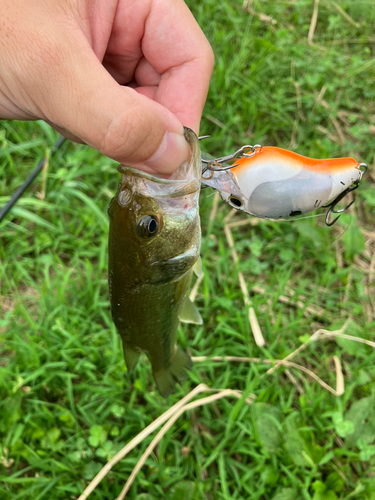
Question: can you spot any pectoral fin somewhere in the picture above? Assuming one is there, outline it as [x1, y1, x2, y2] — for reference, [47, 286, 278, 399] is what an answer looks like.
[153, 346, 193, 398]
[179, 296, 203, 325]
[193, 256, 203, 278]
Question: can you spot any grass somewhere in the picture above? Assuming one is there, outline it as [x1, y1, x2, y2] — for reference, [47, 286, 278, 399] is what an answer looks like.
[1, 0, 375, 498]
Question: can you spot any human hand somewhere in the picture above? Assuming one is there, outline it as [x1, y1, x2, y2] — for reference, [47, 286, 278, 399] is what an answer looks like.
[0, 0, 214, 174]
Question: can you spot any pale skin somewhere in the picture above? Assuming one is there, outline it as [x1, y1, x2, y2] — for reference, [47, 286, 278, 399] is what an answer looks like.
[0, 0, 214, 174]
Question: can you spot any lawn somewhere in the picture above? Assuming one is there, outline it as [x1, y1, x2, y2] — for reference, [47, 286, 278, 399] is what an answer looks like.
[1, 1, 375, 499]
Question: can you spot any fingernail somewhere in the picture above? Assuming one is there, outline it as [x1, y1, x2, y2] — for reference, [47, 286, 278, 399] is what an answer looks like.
[132, 131, 191, 175]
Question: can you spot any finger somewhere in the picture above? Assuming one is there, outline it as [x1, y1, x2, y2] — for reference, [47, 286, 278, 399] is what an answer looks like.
[135, 86, 158, 100]
[107, 0, 214, 133]
[103, 53, 140, 85]
[35, 35, 190, 174]
[102, 0, 151, 85]
[134, 58, 161, 87]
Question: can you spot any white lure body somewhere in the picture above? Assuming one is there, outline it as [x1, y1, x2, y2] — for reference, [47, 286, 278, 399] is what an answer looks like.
[201, 146, 364, 221]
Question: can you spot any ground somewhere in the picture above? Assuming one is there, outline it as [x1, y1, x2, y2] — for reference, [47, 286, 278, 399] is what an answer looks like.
[1, 1, 375, 499]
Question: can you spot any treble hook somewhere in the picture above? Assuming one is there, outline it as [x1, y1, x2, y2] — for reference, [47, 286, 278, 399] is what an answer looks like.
[323, 163, 368, 226]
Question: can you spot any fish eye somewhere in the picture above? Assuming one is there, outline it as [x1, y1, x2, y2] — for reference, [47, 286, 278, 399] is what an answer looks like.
[229, 196, 243, 208]
[137, 215, 159, 238]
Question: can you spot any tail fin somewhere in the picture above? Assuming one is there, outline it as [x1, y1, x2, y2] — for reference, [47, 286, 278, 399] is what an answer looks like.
[122, 342, 141, 372]
[153, 347, 193, 398]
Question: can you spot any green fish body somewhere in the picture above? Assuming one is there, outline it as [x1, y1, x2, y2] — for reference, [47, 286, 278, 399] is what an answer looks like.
[108, 128, 202, 397]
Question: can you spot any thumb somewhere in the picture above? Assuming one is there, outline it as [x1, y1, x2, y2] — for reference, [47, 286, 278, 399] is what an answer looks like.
[38, 41, 190, 175]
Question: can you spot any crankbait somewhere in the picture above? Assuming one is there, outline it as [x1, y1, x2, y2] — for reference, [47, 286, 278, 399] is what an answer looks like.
[200, 144, 367, 226]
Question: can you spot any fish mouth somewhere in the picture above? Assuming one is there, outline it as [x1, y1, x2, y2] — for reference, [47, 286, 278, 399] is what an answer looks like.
[117, 128, 201, 199]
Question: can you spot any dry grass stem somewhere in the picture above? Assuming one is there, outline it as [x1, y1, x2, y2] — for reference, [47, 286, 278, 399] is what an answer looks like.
[337, 111, 351, 128]
[266, 320, 351, 375]
[290, 118, 298, 149]
[192, 355, 340, 395]
[293, 81, 306, 121]
[192, 355, 263, 363]
[224, 224, 239, 264]
[314, 85, 327, 108]
[238, 272, 251, 306]
[241, 0, 277, 25]
[116, 388, 255, 500]
[224, 208, 237, 223]
[308, 0, 320, 45]
[369, 254, 375, 284]
[323, 332, 375, 349]
[209, 191, 220, 224]
[332, 2, 360, 28]
[335, 239, 344, 269]
[330, 116, 346, 146]
[276, 361, 341, 396]
[257, 12, 277, 25]
[224, 225, 247, 307]
[204, 114, 225, 129]
[249, 306, 265, 347]
[354, 257, 375, 274]
[317, 125, 340, 143]
[77, 384, 210, 500]
[227, 217, 258, 229]
[35, 151, 49, 201]
[284, 369, 304, 394]
[242, 0, 253, 9]
[343, 270, 352, 307]
[189, 274, 204, 303]
[102, 187, 115, 199]
[333, 356, 345, 396]
[362, 229, 375, 240]
[224, 223, 266, 346]
[252, 284, 325, 318]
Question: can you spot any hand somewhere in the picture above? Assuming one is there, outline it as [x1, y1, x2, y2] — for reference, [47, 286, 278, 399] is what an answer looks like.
[0, 0, 214, 174]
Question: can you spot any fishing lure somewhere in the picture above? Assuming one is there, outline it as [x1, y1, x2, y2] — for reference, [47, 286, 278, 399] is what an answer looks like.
[200, 144, 367, 226]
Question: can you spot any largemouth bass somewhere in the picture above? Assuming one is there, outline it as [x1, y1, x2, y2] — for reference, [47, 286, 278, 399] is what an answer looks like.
[108, 128, 202, 397]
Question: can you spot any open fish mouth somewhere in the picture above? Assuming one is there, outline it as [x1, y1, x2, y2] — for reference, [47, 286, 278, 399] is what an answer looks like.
[117, 164, 200, 199]
[117, 128, 201, 200]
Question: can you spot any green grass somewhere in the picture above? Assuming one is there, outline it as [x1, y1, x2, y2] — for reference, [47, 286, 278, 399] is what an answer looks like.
[1, 1, 375, 499]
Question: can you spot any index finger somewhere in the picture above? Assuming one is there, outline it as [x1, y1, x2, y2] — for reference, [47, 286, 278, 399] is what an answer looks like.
[143, 0, 214, 133]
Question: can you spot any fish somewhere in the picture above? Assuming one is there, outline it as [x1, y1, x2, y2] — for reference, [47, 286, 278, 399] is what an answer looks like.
[108, 127, 202, 397]
[201, 146, 367, 224]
